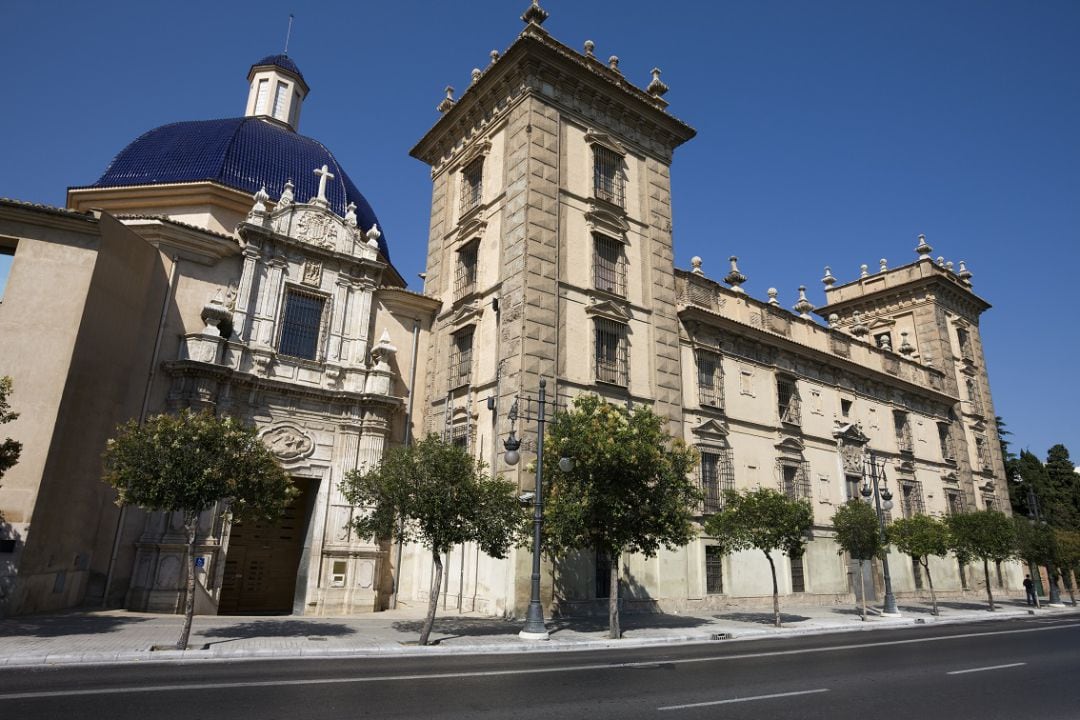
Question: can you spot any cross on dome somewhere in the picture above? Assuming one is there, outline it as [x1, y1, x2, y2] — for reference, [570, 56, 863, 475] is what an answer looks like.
[313, 164, 335, 206]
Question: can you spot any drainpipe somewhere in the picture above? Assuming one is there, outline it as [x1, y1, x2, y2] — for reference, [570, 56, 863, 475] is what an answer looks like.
[389, 318, 421, 610]
[101, 254, 180, 607]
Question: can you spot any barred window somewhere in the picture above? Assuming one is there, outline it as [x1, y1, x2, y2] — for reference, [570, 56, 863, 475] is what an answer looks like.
[594, 318, 628, 386]
[705, 546, 724, 595]
[593, 145, 625, 207]
[449, 329, 474, 387]
[449, 423, 469, 451]
[945, 489, 964, 516]
[779, 460, 811, 500]
[595, 551, 612, 599]
[894, 411, 913, 453]
[956, 327, 972, 361]
[700, 448, 735, 514]
[454, 241, 479, 300]
[937, 423, 955, 460]
[790, 552, 806, 593]
[460, 158, 483, 215]
[277, 287, 327, 361]
[900, 480, 924, 518]
[975, 434, 991, 470]
[777, 376, 801, 426]
[966, 378, 983, 416]
[593, 233, 626, 296]
[912, 557, 924, 590]
[696, 350, 723, 409]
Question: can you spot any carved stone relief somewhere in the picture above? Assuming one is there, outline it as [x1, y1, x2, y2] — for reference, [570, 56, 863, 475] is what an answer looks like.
[261, 425, 316, 461]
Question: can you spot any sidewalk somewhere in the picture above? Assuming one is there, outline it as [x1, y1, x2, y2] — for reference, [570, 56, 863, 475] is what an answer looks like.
[1, 596, 1075, 667]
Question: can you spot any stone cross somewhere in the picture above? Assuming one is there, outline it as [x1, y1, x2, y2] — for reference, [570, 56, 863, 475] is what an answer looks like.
[313, 164, 335, 205]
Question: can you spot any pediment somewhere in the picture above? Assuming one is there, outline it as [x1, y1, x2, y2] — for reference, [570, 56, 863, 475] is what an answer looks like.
[269, 203, 367, 258]
[585, 205, 630, 238]
[692, 418, 729, 443]
[584, 130, 627, 157]
[456, 216, 488, 243]
[449, 301, 483, 330]
[775, 435, 805, 454]
[585, 298, 632, 322]
[457, 139, 492, 169]
[832, 422, 870, 446]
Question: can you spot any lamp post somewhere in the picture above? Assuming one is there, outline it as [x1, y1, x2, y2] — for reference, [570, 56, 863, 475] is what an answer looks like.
[861, 451, 900, 617]
[1012, 472, 1062, 607]
[502, 378, 572, 640]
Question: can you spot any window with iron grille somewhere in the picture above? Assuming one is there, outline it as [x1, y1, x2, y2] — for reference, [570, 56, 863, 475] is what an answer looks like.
[900, 480, 924, 518]
[593, 233, 626, 296]
[700, 449, 735, 513]
[454, 241, 479, 300]
[984, 495, 997, 511]
[777, 377, 801, 425]
[779, 460, 811, 500]
[595, 551, 612, 599]
[894, 411, 913, 453]
[975, 434, 991, 470]
[845, 475, 862, 502]
[966, 378, 984, 416]
[945, 489, 964, 516]
[593, 145, 625, 207]
[790, 552, 806, 593]
[912, 557, 924, 590]
[696, 350, 723, 409]
[277, 286, 327, 361]
[705, 546, 724, 594]
[449, 329, 474, 387]
[460, 158, 483, 215]
[449, 423, 469, 451]
[594, 318, 628, 386]
[956, 327, 972, 361]
[937, 423, 955, 460]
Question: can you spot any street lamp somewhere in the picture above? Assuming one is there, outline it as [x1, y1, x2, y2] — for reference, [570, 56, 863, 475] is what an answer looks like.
[502, 378, 573, 640]
[1012, 472, 1062, 607]
[861, 451, 900, 617]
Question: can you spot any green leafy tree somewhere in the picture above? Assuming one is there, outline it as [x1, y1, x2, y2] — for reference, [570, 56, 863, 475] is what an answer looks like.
[1053, 529, 1080, 606]
[103, 410, 293, 650]
[0, 376, 21, 482]
[705, 487, 814, 628]
[1045, 444, 1080, 530]
[946, 509, 1017, 611]
[544, 396, 700, 639]
[342, 435, 525, 646]
[1014, 516, 1056, 605]
[1009, 450, 1048, 520]
[995, 416, 1016, 478]
[831, 500, 884, 621]
[889, 514, 950, 616]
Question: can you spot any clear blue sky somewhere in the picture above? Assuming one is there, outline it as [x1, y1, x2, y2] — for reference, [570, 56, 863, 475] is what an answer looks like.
[1, 1, 1077, 462]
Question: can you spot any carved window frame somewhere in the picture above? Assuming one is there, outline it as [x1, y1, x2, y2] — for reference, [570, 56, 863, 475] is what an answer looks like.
[275, 283, 332, 362]
[586, 131, 627, 209]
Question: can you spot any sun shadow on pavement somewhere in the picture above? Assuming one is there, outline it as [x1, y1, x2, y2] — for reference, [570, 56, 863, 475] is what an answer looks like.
[0, 612, 153, 638]
[199, 620, 357, 647]
[712, 612, 811, 625]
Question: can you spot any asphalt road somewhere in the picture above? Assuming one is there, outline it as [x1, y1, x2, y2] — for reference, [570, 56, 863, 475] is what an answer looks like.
[2, 617, 1078, 720]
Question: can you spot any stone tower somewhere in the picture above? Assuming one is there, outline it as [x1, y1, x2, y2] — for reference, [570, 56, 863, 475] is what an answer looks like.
[408, 2, 696, 614]
[816, 240, 1007, 515]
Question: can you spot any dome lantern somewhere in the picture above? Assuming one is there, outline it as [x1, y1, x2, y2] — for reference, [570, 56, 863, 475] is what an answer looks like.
[245, 54, 309, 132]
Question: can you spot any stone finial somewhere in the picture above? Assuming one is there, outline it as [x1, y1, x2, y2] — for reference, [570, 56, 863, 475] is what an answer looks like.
[723, 256, 747, 294]
[860, 263, 869, 278]
[879, 258, 888, 273]
[366, 223, 382, 249]
[312, 165, 335, 207]
[277, 179, 295, 208]
[822, 266, 836, 287]
[690, 256, 704, 275]
[201, 290, 232, 336]
[248, 185, 270, 219]
[945, 260, 954, 271]
[344, 202, 357, 227]
[957, 260, 973, 284]
[608, 55, 620, 72]
[936, 256, 945, 267]
[521, 0, 549, 25]
[923, 353, 934, 368]
[850, 310, 869, 339]
[916, 233, 932, 261]
[827, 313, 839, 329]
[898, 331, 915, 356]
[437, 86, 456, 113]
[372, 328, 398, 365]
[490, 49, 500, 65]
[767, 288, 779, 306]
[647, 68, 669, 98]
[793, 286, 814, 319]
[471, 68, 482, 85]
[584, 40, 595, 57]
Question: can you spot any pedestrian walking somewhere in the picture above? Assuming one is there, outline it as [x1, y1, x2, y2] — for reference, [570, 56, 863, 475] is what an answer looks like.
[1024, 575, 1037, 606]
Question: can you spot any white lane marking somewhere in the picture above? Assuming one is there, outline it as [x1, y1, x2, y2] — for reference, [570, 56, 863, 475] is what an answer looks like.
[1, 621, 1076, 701]
[947, 662, 1026, 675]
[659, 688, 828, 711]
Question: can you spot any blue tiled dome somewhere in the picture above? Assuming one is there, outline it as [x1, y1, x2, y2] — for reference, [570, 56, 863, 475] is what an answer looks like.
[251, 54, 306, 86]
[90, 117, 389, 259]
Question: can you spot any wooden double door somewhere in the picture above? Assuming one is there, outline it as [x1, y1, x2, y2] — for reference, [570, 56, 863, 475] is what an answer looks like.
[219, 478, 314, 615]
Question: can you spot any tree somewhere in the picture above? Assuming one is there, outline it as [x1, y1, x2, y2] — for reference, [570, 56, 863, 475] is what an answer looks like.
[831, 499, 884, 621]
[1053, 529, 1080, 606]
[1009, 450, 1049, 520]
[0, 376, 21, 483]
[705, 488, 813, 628]
[889, 514, 950, 616]
[102, 410, 293, 650]
[1044, 445, 1080, 530]
[1014, 516, 1056, 606]
[946, 510, 1016, 611]
[996, 416, 1016, 479]
[342, 435, 525, 646]
[543, 396, 701, 639]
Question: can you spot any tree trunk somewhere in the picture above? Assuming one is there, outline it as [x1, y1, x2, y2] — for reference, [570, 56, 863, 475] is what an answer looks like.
[608, 556, 620, 640]
[1066, 569, 1077, 606]
[420, 551, 443, 646]
[858, 559, 866, 622]
[175, 515, 198, 651]
[982, 557, 995, 611]
[923, 558, 937, 616]
[766, 552, 780, 628]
